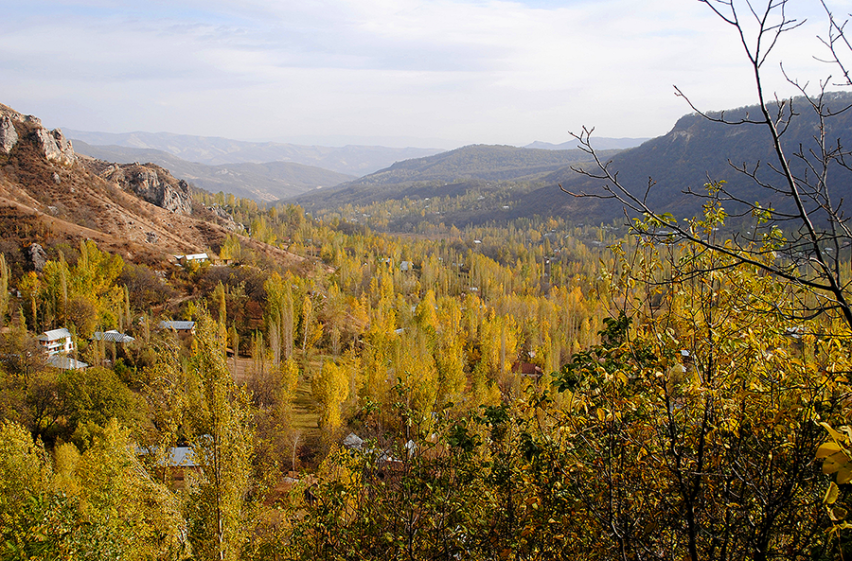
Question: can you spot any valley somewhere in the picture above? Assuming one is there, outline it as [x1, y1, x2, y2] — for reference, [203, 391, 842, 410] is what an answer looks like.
[1, 88, 851, 561]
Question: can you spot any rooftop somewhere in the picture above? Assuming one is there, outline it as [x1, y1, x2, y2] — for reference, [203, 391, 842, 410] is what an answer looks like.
[39, 327, 72, 341]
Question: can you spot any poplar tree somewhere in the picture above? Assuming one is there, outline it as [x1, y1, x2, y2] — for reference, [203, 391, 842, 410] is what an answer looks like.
[186, 314, 254, 561]
[0, 254, 9, 328]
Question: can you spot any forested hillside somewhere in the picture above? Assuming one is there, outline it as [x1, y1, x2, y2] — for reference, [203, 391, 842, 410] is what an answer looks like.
[296, 93, 852, 233]
[292, 144, 619, 215]
[3, 180, 850, 559]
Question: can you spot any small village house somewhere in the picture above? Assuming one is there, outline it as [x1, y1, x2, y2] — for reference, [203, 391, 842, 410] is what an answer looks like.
[174, 253, 209, 266]
[47, 355, 88, 370]
[139, 445, 201, 489]
[38, 328, 74, 356]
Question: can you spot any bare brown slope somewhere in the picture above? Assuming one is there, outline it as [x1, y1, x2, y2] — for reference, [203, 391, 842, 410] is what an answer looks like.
[0, 105, 303, 269]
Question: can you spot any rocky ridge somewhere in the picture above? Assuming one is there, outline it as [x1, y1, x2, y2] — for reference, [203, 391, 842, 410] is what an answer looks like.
[97, 162, 193, 215]
[0, 103, 75, 164]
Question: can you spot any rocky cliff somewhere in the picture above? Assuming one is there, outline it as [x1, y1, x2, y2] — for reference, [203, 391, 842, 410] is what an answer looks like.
[0, 103, 75, 164]
[98, 163, 193, 215]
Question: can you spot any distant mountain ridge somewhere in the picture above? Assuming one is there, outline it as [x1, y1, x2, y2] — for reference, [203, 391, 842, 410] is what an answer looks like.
[292, 144, 617, 210]
[525, 137, 649, 151]
[64, 129, 443, 177]
[73, 140, 354, 202]
[517, 93, 852, 224]
[292, 94, 852, 231]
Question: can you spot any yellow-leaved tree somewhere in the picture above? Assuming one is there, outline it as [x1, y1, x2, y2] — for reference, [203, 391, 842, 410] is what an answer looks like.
[312, 359, 349, 443]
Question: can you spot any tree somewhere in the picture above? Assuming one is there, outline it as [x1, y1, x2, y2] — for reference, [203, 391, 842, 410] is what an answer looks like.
[185, 314, 255, 561]
[540, 216, 850, 560]
[0, 419, 188, 560]
[312, 359, 349, 440]
[567, 0, 852, 331]
[0, 253, 10, 328]
[57, 365, 144, 447]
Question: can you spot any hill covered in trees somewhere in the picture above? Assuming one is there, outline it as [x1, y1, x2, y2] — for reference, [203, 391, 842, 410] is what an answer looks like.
[301, 93, 852, 235]
[291, 144, 619, 216]
[519, 92, 852, 223]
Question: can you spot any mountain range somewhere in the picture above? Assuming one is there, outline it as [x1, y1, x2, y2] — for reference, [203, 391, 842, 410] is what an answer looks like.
[65, 130, 442, 177]
[291, 94, 852, 229]
[5, 93, 850, 252]
[68, 131, 648, 205]
[72, 140, 354, 202]
[517, 93, 852, 224]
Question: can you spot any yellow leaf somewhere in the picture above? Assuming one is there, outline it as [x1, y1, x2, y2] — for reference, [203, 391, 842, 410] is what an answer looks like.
[831, 506, 848, 522]
[821, 422, 846, 442]
[817, 441, 843, 459]
[824, 482, 840, 505]
[823, 455, 845, 475]
[839, 466, 852, 485]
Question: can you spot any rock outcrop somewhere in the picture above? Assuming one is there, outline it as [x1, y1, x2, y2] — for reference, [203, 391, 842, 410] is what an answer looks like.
[208, 204, 240, 231]
[0, 115, 18, 154]
[35, 127, 75, 164]
[101, 163, 193, 215]
[0, 103, 75, 163]
[28, 243, 47, 272]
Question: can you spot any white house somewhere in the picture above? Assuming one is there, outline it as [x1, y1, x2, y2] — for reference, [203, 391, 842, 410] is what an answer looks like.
[174, 253, 209, 266]
[38, 328, 74, 356]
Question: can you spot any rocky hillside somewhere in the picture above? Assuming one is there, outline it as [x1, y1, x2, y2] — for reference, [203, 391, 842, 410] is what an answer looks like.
[509, 93, 852, 225]
[0, 103, 302, 269]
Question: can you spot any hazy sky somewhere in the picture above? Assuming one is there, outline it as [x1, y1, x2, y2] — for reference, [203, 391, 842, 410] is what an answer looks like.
[1, 0, 846, 148]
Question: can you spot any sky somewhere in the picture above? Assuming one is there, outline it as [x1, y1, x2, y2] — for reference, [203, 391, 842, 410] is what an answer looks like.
[1, 0, 848, 149]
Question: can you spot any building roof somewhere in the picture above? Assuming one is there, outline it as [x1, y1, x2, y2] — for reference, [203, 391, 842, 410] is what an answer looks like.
[39, 328, 72, 342]
[175, 253, 209, 261]
[165, 446, 199, 467]
[92, 330, 135, 344]
[137, 445, 200, 468]
[158, 320, 196, 331]
[47, 355, 88, 370]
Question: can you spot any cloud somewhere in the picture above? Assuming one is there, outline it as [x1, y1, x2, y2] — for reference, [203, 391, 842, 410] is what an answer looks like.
[0, 0, 843, 145]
